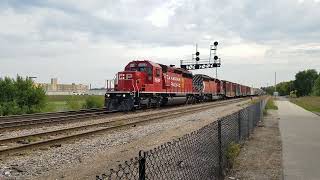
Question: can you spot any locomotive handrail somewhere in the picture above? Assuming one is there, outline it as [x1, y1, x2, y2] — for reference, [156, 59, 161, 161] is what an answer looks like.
[131, 79, 136, 95]
[135, 79, 140, 97]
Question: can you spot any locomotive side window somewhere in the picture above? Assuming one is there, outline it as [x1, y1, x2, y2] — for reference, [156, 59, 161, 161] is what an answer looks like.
[156, 69, 160, 77]
[147, 67, 152, 75]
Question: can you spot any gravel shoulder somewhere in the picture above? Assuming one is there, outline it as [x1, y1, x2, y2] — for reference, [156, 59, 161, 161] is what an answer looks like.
[0, 99, 256, 180]
[225, 110, 282, 180]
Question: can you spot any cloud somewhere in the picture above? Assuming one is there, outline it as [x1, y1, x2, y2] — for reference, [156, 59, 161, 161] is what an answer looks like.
[0, 0, 319, 87]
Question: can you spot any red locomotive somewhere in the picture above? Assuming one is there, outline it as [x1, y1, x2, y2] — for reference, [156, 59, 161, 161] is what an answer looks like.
[105, 60, 259, 111]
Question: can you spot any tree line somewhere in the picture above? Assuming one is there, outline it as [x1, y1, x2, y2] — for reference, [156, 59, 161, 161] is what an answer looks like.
[262, 69, 320, 97]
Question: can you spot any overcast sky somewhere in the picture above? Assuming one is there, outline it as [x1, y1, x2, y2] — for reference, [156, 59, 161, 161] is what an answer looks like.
[0, 0, 319, 88]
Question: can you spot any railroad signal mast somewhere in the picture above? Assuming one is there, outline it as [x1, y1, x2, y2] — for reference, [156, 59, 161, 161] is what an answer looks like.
[180, 42, 221, 78]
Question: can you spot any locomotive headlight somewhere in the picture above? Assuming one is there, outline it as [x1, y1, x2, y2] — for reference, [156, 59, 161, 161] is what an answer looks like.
[122, 94, 126, 97]
[106, 94, 110, 97]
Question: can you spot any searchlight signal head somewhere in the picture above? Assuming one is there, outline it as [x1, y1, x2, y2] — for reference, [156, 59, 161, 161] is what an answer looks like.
[196, 51, 200, 61]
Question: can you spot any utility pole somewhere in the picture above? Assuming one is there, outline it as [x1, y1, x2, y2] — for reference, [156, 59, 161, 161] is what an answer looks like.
[275, 72, 277, 92]
[215, 67, 218, 79]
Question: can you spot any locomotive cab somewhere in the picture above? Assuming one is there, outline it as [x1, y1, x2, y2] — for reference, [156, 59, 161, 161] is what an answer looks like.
[105, 60, 164, 111]
[120, 61, 163, 92]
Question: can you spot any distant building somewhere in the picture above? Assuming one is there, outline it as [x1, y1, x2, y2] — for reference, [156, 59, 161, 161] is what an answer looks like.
[36, 78, 89, 95]
[87, 88, 107, 95]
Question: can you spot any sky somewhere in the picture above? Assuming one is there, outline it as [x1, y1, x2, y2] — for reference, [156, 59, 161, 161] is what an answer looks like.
[0, 0, 320, 88]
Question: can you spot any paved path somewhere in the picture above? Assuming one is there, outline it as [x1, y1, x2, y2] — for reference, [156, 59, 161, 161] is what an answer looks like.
[277, 99, 320, 180]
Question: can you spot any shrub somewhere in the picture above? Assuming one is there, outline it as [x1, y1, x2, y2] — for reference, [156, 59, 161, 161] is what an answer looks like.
[0, 76, 46, 116]
[83, 96, 104, 109]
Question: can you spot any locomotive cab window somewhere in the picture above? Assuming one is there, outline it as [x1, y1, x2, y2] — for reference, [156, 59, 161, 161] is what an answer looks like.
[131, 67, 152, 75]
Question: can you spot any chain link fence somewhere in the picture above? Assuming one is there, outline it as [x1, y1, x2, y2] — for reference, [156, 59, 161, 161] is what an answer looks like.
[97, 99, 267, 180]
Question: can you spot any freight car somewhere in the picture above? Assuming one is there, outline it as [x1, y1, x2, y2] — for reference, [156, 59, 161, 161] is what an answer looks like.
[105, 60, 259, 111]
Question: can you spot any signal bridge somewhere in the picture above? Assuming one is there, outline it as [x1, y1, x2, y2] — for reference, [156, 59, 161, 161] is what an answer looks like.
[180, 58, 221, 70]
[180, 41, 221, 70]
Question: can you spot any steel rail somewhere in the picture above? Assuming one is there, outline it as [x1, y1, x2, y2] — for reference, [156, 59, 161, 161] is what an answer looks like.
[0, 108, 107, 122]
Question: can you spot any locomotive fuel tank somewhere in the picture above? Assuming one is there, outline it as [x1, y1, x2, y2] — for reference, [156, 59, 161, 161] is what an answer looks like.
[163, 97, 187, 106]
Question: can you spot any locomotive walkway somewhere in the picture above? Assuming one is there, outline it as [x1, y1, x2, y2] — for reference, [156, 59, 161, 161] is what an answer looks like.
[277, 98, 320, 180]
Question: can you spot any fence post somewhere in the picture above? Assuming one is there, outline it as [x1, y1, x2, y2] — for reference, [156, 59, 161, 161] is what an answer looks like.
[247, 108, 250, 138]
[260, 100, 263, 121]
[139, 151, 146, 180]
[238, 111, 241, 142]
[218, 119, 222, 179]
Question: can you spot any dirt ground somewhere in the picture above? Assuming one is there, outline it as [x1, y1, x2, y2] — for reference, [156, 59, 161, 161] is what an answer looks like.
[225, 110, 282, 180]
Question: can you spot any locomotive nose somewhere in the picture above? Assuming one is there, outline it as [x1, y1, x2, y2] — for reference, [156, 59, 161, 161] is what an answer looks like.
[116, 71, 145, 92]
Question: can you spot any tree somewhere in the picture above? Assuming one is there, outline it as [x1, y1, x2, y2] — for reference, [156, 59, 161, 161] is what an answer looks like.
[261, 86, 275, 95]
[312, 75, 320, 96]
[293, 69, 318, 96]
[276, 81, 294, 96]
[0, 76, 46, 116]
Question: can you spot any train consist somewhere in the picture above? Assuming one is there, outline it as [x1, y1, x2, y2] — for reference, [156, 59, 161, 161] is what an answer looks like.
[105, 60, 262, 111]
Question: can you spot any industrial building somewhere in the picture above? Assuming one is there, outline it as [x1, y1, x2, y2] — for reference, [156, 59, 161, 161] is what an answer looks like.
[36, 78, 89, 95]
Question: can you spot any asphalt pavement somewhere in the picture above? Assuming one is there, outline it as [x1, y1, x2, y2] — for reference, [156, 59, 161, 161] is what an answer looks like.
[277, 98, 320, 180]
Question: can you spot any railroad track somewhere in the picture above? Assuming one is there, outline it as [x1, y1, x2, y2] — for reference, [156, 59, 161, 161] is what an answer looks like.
[0, 108, 117, 130]
[0, 98, 248, 155]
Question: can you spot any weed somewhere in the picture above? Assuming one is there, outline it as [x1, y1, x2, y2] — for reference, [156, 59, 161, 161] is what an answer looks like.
[226, 142, 241, 168]
[26, 136, 41, 143]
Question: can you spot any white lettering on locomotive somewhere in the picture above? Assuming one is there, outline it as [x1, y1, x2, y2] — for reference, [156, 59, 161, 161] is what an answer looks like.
[119, 73, 125, 80]
[154, 78, 161, 83]
[170, 82, 181, 87]
[164, 74, 181, 81]
[126, 74, 132, 79]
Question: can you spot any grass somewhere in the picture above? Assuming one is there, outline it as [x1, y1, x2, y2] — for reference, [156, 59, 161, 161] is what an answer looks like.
[263, 97, 278, 115]
[265, 98, 278, 110]
[42, 95, 104, 112]
[290, 96, 320, 113]
[42, 101, 68, 112]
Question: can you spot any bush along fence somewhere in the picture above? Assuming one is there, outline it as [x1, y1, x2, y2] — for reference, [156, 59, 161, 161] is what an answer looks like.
[97, 99, 267, 180]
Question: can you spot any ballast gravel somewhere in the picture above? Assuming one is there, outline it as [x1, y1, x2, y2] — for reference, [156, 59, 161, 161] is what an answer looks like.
[0, 99, 254, 180]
